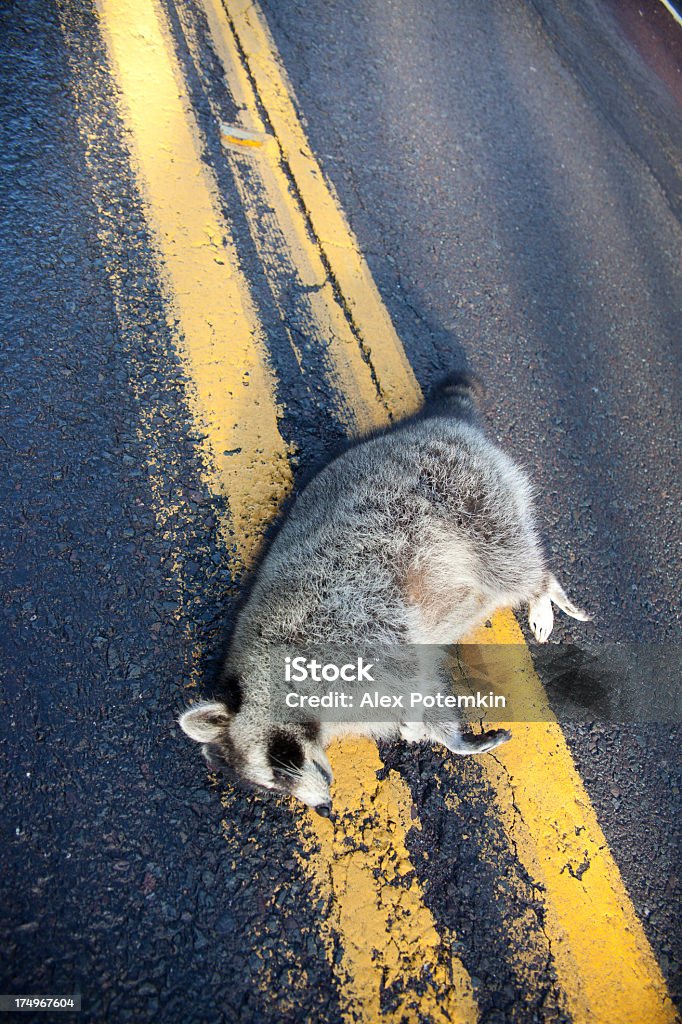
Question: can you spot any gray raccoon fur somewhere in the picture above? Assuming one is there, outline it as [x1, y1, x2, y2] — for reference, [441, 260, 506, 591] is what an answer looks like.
[180, 374, 589, 815]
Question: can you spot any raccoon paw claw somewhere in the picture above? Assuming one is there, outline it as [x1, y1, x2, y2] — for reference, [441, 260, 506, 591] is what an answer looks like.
[529, 594, 553, 642]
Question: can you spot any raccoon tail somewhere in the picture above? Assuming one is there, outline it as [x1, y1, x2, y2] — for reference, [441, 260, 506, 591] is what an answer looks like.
[421, 371, 484, 424]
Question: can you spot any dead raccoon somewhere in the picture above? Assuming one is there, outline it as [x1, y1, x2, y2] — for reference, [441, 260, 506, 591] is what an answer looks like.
[180, 373, 589, 816]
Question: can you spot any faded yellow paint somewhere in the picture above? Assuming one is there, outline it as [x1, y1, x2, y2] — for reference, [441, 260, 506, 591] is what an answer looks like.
[58, 6, 214, 697]
[221, 133, 266, 148]
[216, 0, 423, 420]
[305, 738, 478, 1024]
[192, 2, 479, 1019]
[95, 0, 292, 564]
[193, 0, 397, 435]
[462, 611, 678, 1024]
[93, 0, 477, 1020]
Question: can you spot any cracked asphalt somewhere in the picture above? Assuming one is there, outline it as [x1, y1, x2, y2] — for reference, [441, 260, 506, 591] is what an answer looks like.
[1, 0, 680, 1021]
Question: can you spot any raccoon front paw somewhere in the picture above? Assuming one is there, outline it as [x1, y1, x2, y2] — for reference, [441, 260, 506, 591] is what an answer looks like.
[529, 594, 553, 642]
[442, 726, 512, 755]
[475, 727, 512, 753]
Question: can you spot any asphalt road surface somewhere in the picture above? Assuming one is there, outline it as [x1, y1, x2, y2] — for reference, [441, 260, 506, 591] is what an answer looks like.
[1, 0, 680, 1022]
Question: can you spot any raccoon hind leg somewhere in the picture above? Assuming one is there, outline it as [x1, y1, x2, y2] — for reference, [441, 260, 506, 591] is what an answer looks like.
[528, 573, 591, 642]
[400, 720, 511, 755]
[547, 574, 591, 621]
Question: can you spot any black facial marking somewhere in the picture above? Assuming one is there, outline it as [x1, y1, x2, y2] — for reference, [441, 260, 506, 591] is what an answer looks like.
[204, 734, 243, 775]
[221, 672, 243, 714]
[313, 761, 332, 786]
[301, 720, 320, 742]
[204, 743, 228, 772]
[267, 730, 305, 774]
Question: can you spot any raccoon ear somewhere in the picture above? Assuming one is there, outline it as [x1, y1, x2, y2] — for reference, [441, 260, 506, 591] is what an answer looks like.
[178, 701, 232, 743]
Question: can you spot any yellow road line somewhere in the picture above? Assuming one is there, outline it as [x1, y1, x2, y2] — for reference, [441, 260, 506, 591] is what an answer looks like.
[465, 615, 678, 1024]
[304, 739, 477, 1024]
[214, 0, 423, 420]
[185, 1, 477, 1017]
[659, 0, 682, 30]
[92, 0, 477, 1020]
[178, 0, 393, 435]
[95, 0, 292, 565]
[202, 2, 677, 1021]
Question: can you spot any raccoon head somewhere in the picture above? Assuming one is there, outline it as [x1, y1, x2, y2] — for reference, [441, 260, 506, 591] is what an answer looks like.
[178, 701, 334, 817]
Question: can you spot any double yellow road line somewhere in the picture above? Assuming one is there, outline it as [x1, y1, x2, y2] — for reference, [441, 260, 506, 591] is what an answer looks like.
[78, 0, 677, 1019]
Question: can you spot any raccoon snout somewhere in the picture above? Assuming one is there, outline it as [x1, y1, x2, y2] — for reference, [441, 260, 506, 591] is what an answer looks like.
[314, 801, 333, 819]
